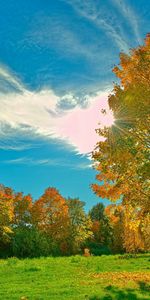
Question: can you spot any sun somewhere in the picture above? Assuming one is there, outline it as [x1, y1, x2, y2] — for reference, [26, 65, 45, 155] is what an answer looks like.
[100, 109, 115, 127]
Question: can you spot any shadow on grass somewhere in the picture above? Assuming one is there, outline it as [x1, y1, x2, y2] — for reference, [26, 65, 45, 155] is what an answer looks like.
[88, 281, 150, 300]
[138, 281, 150, 293]
[118, 254, 150, 260]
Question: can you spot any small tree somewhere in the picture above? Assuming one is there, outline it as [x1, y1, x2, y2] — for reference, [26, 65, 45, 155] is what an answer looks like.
[88, 203, 113, 255]
[66, 198, 92, 254]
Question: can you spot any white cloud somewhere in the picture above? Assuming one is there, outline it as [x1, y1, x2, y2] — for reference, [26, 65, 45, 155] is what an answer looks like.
[0, 66, 113, 154]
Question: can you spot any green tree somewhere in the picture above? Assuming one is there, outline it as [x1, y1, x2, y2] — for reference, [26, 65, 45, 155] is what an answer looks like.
[89, 203, 105, 221]
[13, 193, 32, 227]
[66, 198, 92, 254]
[12, 227, 50, 258]
[88, 203, 113, 255]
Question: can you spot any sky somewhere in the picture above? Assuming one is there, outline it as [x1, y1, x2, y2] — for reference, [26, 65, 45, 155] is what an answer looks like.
[0, 0, 150, 210]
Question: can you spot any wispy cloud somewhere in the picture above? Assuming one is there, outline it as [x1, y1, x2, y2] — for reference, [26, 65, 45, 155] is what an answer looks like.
[23, 13, 99, 62]
[3, 157, 58, 166]
[65, 0, 129, 51]
[0, 66, 112, 154]
[111, 0, 141, 44]
[20, 8, 126, 82]
[0, 143, 33, 151]
[3, 156, 92, 170]
[0, 65, 25, 93]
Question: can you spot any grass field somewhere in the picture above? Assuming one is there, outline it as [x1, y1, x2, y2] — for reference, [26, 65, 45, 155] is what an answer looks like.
[0, 254, 150, 300]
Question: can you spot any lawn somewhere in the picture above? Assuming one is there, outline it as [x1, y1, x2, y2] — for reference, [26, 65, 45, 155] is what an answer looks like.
[0, 254, 150, 300]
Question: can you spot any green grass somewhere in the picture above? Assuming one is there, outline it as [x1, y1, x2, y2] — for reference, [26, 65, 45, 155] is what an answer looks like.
[0, 254, 150, 299]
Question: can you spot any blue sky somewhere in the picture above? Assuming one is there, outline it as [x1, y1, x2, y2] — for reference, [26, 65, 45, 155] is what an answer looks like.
[0, 0, 149, 210]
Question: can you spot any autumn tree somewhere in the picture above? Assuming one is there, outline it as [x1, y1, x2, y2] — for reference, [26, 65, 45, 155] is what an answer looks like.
[122, 205, 144, 253]
[141, 213, 150, 251]
[0, 185, 14, 256]
[32, 187, 69, 255]
[92, 34, 150, 211]
[89, 203, 111, 246]
[105, 204, 125, 253]
[105, 204, 147, 253]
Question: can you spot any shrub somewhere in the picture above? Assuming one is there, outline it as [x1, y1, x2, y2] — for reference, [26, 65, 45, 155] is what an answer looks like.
[86, 241, 112, 256]
[11, 227, 51, 258]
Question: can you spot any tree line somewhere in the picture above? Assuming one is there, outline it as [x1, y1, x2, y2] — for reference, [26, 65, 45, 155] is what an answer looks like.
[0, 184, 149, 258]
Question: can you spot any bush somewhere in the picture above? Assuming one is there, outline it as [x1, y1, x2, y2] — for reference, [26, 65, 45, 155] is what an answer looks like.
[86, 241, 112, 256]
[11, 227, 51, 258]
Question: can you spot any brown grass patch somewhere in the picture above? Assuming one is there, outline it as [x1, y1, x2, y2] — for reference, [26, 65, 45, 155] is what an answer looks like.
[92, 272, 150, 287]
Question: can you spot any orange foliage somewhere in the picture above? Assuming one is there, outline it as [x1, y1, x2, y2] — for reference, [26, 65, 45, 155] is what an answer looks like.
[32, 187, 69, 241]
[0, 188, 14, 244]
[92, 34, 150, 211]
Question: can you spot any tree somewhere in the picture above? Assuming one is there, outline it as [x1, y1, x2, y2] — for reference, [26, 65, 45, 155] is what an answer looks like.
[88, 203, 113, 255]
[66, 198, 92, 254]
[92, 34, 150, 211]
[32, 187, 69, 255]
[105, 204, 124, 253]
[141, 213, 150, 251]
[13, 192, 32, 227]
[89, 203, 105, 221]
[0, 185, 14, 256]
[122, 205, 144, 253]
[12, 227, 50, 258]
